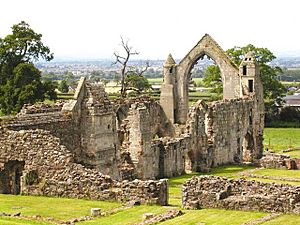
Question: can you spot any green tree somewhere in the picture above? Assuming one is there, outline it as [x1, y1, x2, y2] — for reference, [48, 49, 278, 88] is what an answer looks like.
[125, 73, 152, 94]
[43, 80, 58, 100]
[203, 65, 222, 96]
[0, 21, 54, 114]
[58, 79, 69, 93]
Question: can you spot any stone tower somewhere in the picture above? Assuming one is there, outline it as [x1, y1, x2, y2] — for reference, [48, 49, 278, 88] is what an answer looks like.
[239, 51, 260, 96]
[239, 52, 265, 160]
[160, 54, 177, 123]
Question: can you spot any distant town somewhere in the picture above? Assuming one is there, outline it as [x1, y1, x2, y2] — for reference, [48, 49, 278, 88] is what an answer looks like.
[36, 57, 300, 81]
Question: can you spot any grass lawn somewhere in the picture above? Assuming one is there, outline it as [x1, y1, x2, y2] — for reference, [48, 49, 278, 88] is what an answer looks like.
[160, 208, 268, 225]
[253, 168, 300, 179]
[261, 214, 300, 225]
[263, 128, 300, 152]
[0, 194, 121, 221]
[0, 217, 52, 225]
[285, 150, 300, 158]
[78, 205, 169, 225]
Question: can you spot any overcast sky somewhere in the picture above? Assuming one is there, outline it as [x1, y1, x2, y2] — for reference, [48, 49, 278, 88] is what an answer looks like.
[1, 0, 300, 60]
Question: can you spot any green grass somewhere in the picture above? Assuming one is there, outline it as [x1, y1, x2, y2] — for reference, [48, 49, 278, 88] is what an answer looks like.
[0, 217, 52, 225]
[78, 205, 168, 225]
[57, 93, 74, 100]
[147, 78, 163, 84]
[0, 194, 121, 221]
[253, 168, 300, 179]
[160, 208, 268, 225]
[285, 150, 300, 158]
[264, 128, 300, 152]
[261, 214, 300, 225]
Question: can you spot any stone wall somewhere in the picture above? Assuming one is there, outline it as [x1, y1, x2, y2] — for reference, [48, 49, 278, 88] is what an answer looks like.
[79, 82, 119, 178]
[259, 153, 300, 170]
[2, 112, 82, 162]
[0, 129, 168, 205]
[116, 99, 177, 180]
[182, 175, 300, 214]
[184, 99, 259, 171]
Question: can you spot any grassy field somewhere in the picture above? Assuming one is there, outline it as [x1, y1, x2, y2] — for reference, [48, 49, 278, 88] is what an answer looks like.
[78, 205, 169, 225]
[261, 214, 300, 225]
[0, 195, 121, 221]
[160, 208, 267, 225]
[253, 168, 300, 179]
[0, 217, 52, 225]
[263, 128, 300, 152]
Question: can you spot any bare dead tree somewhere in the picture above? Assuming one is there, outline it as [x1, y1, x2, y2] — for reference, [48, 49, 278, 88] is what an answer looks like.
[113, 37, 139, 97]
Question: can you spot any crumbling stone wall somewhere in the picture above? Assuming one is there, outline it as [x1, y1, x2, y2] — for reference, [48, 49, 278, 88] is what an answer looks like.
[2, 111, 82, 162]
[0, 129, 168, 205]
[182, 176, 300, 214]
[79, 82, 119, 178]
[259, 153, 300, 170]
[116, 99, 176, 179]
[184, 98, 259, 171]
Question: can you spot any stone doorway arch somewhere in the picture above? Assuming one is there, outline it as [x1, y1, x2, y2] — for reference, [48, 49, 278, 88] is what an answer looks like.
[160, 34, 240, 124]
[0, 160, 25, 195]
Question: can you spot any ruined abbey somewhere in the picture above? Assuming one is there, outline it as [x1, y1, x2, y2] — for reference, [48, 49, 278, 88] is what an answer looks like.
[0, 34, 265, 205]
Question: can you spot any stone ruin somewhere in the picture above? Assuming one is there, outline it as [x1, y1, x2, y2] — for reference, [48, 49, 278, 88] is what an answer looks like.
[182, 176, 300, 214]
[259, 152, 300, 170]
[0, 34, 265, 206]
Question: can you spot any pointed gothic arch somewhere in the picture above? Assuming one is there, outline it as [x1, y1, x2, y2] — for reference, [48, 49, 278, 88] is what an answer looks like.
[161, 34, 243, 124]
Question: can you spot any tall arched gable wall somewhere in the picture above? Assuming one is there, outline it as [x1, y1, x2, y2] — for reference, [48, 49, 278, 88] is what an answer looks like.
[175, 34, 240, 123]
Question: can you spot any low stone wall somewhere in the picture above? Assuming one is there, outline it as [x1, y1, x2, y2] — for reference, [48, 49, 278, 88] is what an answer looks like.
[259, 153, 300, 170]
[182, 176, 300, 214]
[0, 129, 168, 205]
[19, 102, 65, 115]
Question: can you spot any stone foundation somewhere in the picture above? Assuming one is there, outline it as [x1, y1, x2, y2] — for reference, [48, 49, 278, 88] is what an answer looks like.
[182, 176, 300, 214]
[259, 153, 300, 170]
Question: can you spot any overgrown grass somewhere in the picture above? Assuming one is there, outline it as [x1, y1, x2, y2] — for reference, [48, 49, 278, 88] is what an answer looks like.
[160, 208, 268, 225]
[263, 128, 300, 152]
[0, 195, 121, 221]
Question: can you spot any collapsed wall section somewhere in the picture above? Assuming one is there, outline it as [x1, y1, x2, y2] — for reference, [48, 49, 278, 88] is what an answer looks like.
[183, 175, 300, 214]
[0, 129, 168, 205]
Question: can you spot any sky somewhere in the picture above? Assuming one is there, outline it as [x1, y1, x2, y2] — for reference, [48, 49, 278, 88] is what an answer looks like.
[1, 0, 300, 60]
